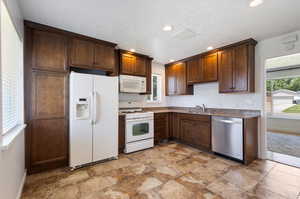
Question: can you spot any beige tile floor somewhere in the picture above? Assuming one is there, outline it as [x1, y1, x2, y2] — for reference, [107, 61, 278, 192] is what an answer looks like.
[22, 142, 300, 199]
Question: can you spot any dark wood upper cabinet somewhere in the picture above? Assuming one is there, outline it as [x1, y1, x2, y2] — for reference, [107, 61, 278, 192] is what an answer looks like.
[69, 37, 116, 72]
[69, 38, 94, 68]
[135, 56, 147, 76]
[202, 52, 218, 82]
[233, 44, 251, 92]
[187, 57, 202, 84]
[168, 39, 256, 94]
[120, 53, 136, 74]
[176, 62, 188, 95]
[218, 48, 234, 92]
[165, 64, 176, 95]
[218, 41, 256, 93]
[166, 62, 193, 96]
[119, 50, 149, 77]
[187, 52, 218, 84]
[144, 58, 152, 94]
[32, 30, 67, 72]
[94, 43, 115, 71]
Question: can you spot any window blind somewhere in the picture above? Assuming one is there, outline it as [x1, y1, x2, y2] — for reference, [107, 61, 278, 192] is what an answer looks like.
[1, 1, 22, 134]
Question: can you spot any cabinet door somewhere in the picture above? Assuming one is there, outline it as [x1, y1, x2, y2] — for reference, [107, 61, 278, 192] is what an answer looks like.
[69, 38, 94, 68]
[154, 113, 169, 144]
[118, 115, 125, 153]
[30, 71, 68, 173]
[171, 113, 180, 139]
[94, 43, 115, 72]
[233, 44, 248, 92]
[32, 30, 67, 72]
[165, 65, 176, 95]
[179, 114, 211, 150]
[202, 52, 218, 82]
[175, 62, 187, 95]
[135, 56, 147, 76]
[31, 72, 67, 119]
[145, 58, 152, 94]
[218, 49, 234, 93]
[120, 53, 136, 74]
[30, 119, 67, 172]
[187, 57, 202, 84]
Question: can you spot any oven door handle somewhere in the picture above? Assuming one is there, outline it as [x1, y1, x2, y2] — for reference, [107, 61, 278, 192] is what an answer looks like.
[126, 118, 153, 123]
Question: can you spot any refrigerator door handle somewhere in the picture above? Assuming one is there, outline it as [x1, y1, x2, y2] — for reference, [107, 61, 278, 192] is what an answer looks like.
[93, 91, 97, 124]
[90, 92, 94, 125]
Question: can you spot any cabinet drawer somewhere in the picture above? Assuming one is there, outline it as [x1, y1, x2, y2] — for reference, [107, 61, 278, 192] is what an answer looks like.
[178, 113, 210, 123]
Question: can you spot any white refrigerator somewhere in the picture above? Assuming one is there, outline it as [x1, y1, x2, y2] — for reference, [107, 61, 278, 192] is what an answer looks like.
[69, 72, 118, 168]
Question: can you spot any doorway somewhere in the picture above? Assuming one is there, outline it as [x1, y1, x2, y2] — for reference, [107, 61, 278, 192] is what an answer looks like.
[265, 53, 300, 167]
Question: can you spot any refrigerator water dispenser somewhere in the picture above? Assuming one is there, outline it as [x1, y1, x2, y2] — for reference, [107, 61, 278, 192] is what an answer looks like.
[76, 98, 89, 120]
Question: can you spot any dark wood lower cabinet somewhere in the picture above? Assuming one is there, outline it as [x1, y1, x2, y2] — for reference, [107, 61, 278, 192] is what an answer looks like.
[178, 114, 211, 150]
[118, 115, 125, 153]
[243, 117, 258, 165]
[118, 112, 258, 165]
[154, 113, 169, 144]
[30, 119, 68, 172]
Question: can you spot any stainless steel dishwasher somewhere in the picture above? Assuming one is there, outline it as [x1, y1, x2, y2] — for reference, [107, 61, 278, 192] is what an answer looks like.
[212, 116, 243, 161]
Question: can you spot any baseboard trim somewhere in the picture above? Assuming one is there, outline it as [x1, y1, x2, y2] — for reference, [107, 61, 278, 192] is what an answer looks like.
[16, 170, 26, 199]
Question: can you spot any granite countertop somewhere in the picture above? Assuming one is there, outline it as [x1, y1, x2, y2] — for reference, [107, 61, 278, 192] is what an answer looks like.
[140, 107, 261, 118]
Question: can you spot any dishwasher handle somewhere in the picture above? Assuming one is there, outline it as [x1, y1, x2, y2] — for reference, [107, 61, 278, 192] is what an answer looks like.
[213, 117, 243, 125]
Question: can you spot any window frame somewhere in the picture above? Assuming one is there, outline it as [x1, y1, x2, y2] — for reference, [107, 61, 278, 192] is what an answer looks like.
[266, 76, 300, 119]
[147, 73, 162, 103]
[1, 0, 24, 138]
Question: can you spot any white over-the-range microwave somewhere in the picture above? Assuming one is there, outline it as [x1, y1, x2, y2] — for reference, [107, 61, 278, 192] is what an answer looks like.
[119, 75, 146, 93]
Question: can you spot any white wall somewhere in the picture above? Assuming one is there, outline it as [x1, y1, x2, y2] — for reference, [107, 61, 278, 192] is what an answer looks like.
[119, 62, 167, 108]
[0, 0, 25, 199]
[167, 82, 262, 109]
[0, 131, 26, 199]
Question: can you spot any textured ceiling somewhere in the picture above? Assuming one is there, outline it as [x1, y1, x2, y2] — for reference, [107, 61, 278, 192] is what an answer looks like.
[20, 0, 300, 64]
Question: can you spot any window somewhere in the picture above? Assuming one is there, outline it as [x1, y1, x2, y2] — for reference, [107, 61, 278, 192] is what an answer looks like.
[147, 74, 162, 103]
[1, 1, 23, 135]
[266, 77, 300, 115]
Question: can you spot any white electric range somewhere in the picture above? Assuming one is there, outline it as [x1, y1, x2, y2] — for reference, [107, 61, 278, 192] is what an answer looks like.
[119, 108, 154, 153]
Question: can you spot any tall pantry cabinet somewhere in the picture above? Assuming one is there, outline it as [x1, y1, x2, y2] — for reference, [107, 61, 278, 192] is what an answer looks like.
[24, 21, 117, 174]
[24, 24, 69, 174]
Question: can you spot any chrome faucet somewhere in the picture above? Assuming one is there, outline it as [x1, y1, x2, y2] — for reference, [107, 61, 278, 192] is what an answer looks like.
[202, 104, 206, 112]
[195, 104, 207, 112]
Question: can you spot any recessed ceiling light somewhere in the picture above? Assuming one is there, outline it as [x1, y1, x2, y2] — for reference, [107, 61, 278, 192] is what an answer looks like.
[207, 46, 213, 50]
[169, 59, 174, 62]
[163, 25, 173, 32]
[249, 0, 263, 7]
[130, 49, 135, 52]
